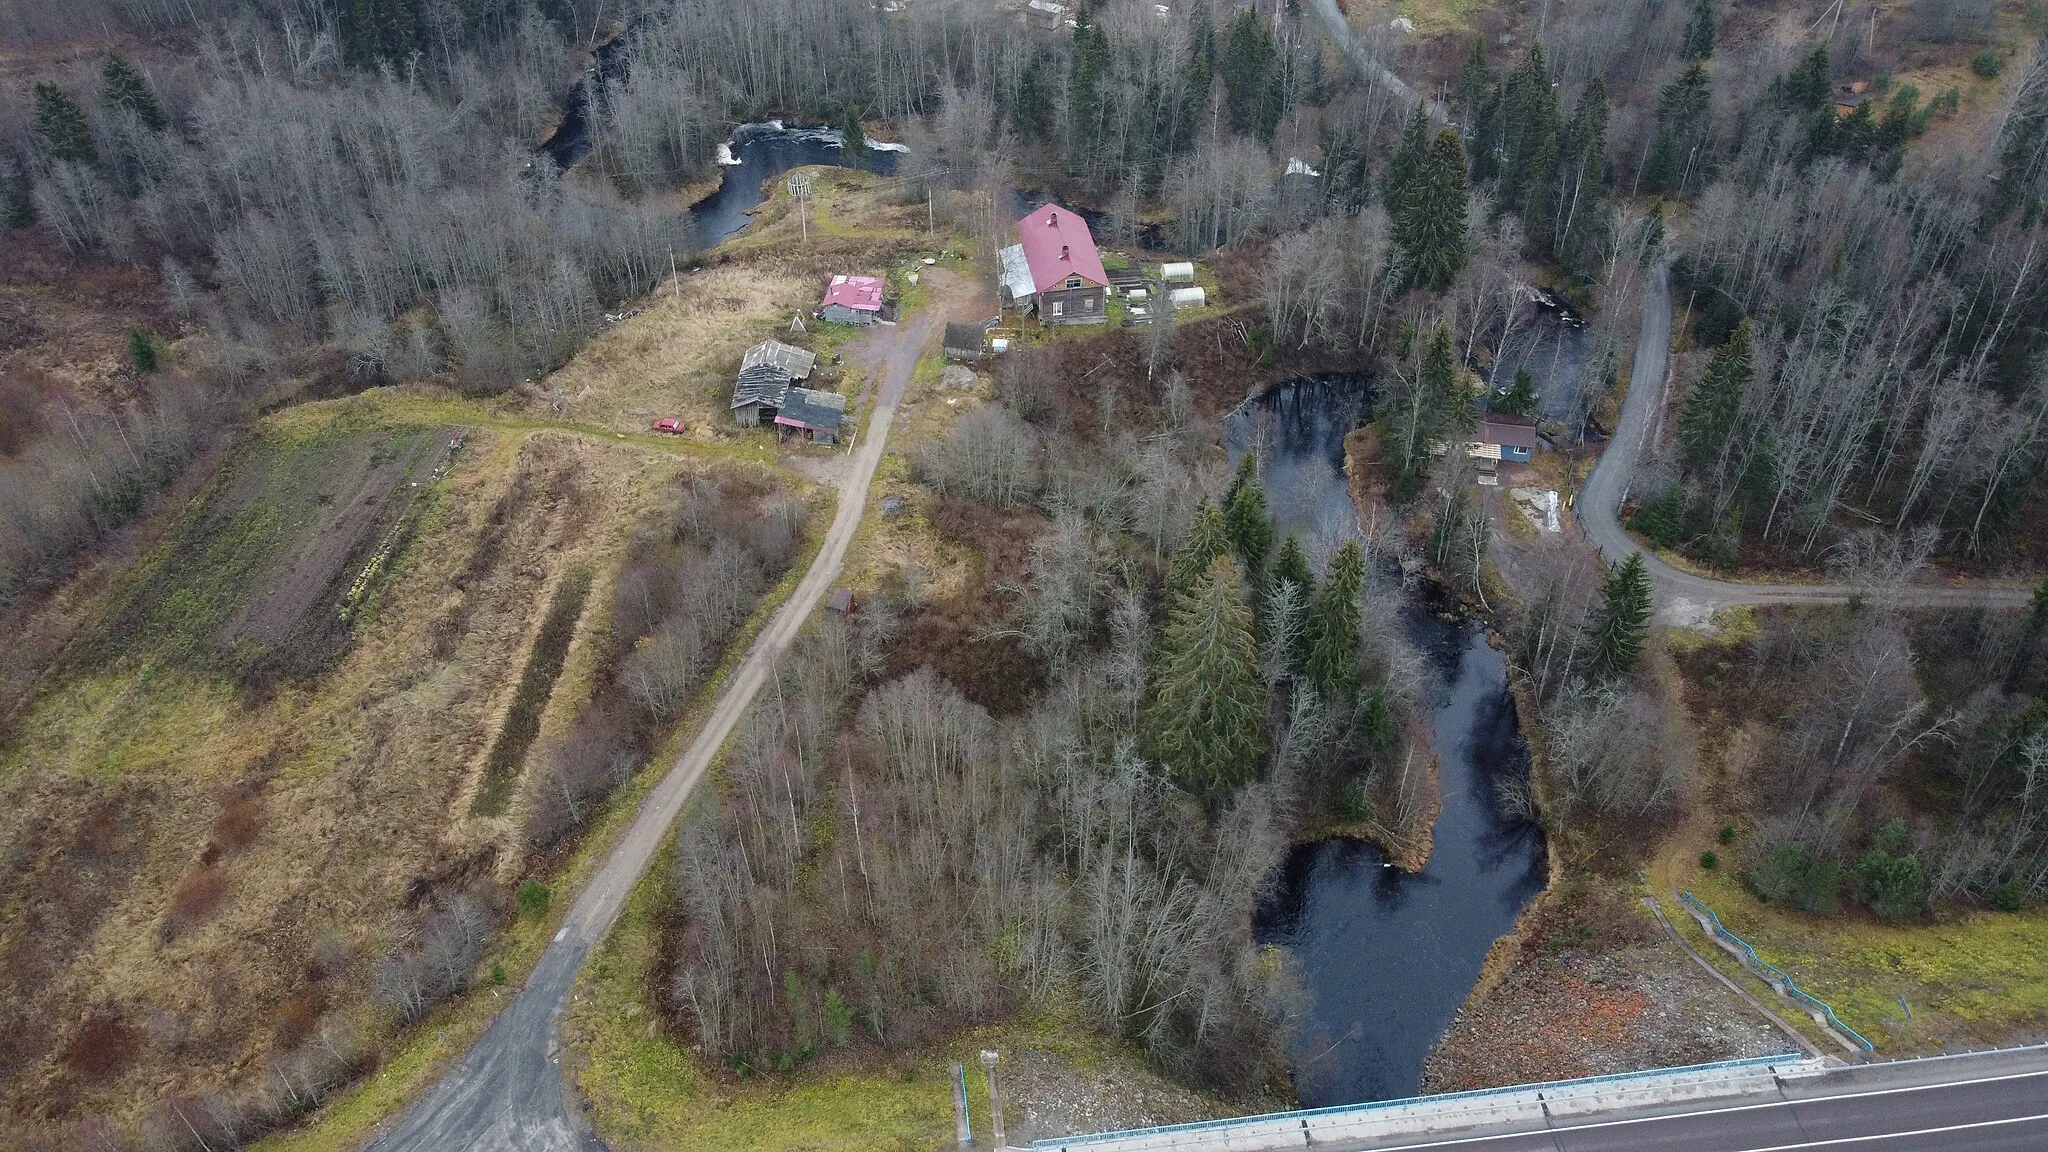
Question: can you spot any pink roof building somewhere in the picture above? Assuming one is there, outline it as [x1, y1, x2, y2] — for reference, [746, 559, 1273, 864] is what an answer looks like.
[1015, 204, 1108, 293]
[821, 274, 885, 316]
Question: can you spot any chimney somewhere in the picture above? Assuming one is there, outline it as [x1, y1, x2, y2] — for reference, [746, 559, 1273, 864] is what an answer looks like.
[1048, 210, 1058, 226]
[1061, 244, 1070, 260]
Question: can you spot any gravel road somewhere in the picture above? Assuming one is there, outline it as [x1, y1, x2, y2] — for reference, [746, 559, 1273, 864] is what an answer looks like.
[364, 313, 935, 1152]
[1575, 260, 2032, 624]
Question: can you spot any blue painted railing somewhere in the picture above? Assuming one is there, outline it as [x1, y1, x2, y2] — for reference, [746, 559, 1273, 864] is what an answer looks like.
[1679, 890, 1874, 1053]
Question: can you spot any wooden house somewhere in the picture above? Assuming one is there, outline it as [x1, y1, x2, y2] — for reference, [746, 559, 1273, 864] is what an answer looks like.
[774, 387, 847, 445]
[1002, 204, 1108, 326]
[820, 274, 885, 325]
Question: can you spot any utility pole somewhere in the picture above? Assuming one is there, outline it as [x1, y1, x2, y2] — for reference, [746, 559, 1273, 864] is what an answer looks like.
[668, 246, 681, 307]
[927, 185, 935, 243]
[980, 1050, 1005, 1150]
[787, 173, 812, 245]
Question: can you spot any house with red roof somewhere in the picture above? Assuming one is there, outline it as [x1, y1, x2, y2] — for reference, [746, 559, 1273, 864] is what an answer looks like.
[999, 204, 1108, 326]
[820, 274, 885, 325]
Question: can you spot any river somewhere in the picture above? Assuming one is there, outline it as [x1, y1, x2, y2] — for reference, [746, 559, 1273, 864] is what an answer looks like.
[1232, 377, 1549, 1108]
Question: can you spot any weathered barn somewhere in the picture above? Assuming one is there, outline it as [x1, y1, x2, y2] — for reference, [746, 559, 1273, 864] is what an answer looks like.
[730, 339, 818, 427]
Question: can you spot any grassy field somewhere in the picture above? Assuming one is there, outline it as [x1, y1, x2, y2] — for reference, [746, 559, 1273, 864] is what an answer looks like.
[0, 229, 854, 1138]
[1665, 865, 2048, 1053]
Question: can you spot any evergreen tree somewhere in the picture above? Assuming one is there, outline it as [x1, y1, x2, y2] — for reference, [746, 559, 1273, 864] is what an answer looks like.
[1650, 63, 1712, 195]
[1384, 105, 1429, 209]
[1396, 129, 1470, 292]
[0, 165, 32, 229]
[338, 0, 422, 68]
[841, 103, 868, 154]
[1383, 325, 1472, 487]
[1549, 77, 1608, 267]
[1015, 58, 1052, 142]
[1067, 6, 1113, 156]
[1148, 554, 1267, 805]
[1271, 534, 1316, 667]
[1585, 553, 1653, 680]
[128, 327, 157, 373]
[101, 53, 165, 131]
[1167, 502, 1230, 602]
[1678, 318, 1752, 472]
[1683, 0, 1718, 61]
[1494, 366, 1538, 416]
[1779, 46, 1832, 113]
[1321, 129, 1370, 211]
[1221, 9, 1282, 139]
[1224, 456, 1274, 584]
[1304, 541, 1365, 701]
[33, 83, 97, 166]
[1497, 46, 1560, 214]
[1456, 37, 1493, 124]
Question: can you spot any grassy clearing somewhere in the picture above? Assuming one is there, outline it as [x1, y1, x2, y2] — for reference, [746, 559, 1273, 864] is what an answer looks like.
[1670, 865, 2048, 1052]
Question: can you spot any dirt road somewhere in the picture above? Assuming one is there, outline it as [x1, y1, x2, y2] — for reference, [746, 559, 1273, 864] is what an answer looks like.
[1575, 260, 2032, 624]
[364, 312, 936, 1152]
[1302, 0, 1449, 122]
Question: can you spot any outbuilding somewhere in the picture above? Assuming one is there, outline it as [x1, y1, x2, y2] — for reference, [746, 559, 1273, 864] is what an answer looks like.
[774, 387, 848, 445]
[820, 274, 885, 325]
[944, 322, 986, 360]
[730, 339, 818, 427]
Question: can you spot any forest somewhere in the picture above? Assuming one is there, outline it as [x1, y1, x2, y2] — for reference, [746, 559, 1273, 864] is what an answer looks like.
[6, 0, 2048, 1144]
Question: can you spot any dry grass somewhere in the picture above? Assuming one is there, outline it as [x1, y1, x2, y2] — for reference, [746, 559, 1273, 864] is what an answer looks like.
[526, 263, 817, 438]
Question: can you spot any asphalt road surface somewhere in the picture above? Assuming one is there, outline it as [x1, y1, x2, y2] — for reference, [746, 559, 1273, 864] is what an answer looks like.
[1574, 259, 2032, 623]
[364, 313, 935, 1152]
[1325, 1048, 2048, 1152]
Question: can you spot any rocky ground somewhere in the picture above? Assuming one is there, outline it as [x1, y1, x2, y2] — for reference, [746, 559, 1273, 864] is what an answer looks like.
[1423, 943, 1793, 1093]
[1003, 1045, 1286, 1145]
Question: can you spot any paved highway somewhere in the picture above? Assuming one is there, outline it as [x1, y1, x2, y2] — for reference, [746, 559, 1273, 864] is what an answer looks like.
[1330, 1050, 2048, 1152]
[1575, 259, 2033, 623]
[363, 313, 935, 1152]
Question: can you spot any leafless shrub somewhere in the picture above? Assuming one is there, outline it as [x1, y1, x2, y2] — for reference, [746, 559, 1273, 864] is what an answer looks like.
[914, 403, 1041, 508]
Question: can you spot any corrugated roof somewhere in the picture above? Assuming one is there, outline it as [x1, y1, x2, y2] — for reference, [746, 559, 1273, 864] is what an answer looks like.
[821, 274, 885, 312]
[1015, 204, 1109, 294]
[775, 387, 846, 431]
[741, 339, 816, 380]
[998, 243, 1037, 302]
[1479, 413, 1540, 450]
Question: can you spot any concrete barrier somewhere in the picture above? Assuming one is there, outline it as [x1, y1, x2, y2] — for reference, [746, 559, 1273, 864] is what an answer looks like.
[1031, 1053, 1819, 1152]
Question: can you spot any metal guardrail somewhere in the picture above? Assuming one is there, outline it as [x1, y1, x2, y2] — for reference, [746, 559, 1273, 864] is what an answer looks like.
[1029, 1052, 1801, 1150]
[1679, 891, 1875, 1054]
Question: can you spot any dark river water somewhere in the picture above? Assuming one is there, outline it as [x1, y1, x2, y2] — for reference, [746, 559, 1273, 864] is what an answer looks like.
[1233, 377, 1549, 1108]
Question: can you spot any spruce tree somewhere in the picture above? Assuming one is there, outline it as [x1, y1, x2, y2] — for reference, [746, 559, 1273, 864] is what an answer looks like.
[1678, 318, 1752, 472]
[1498, 46, 1560, 214]
[1167, 502, 1230, 602]
[128, 327, 157, 373]
[33, 83, 97, 166]
[0, 166, 32, 229]
[1586, 553, 1653, 680]
[1271, 534, 1316, 667]
[841, 104, 867, 154]
[1397, 129, 1470, 292]
[1304, 541, 1366, 701]
[1221, 9, 1281, 139]
[1456, 38, 1493, 123]
[1654, 63, 1713, 195]
[1495, 366, 1538, 416]
[1148, 554, 1267, 805]
[1684, 0, 1718, 61]
[1224, 456, 1274, 584]
[101, 54, 166, 131]
[1384, 105, 1429, 210]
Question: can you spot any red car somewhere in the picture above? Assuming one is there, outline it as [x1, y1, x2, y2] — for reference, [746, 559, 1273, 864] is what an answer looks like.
[650, 418, 688, 434]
